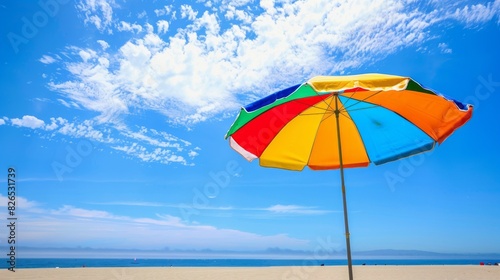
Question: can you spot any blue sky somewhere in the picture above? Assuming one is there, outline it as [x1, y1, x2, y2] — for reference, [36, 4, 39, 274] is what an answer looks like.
[0, 0, 499, 258]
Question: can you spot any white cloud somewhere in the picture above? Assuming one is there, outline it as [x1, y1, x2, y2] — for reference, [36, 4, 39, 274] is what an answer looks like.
[117, 21, 143, 33]
[157, 20, 169, 34]
[8, 116, 110, 143]
[225, 6, 252, 23]
[154, 9, 165, 17]
[48, 46, 127, 124]
[4, 194, 309, 250]
[45, 118, 58, 130]
[438, 42, 452, 54]
[137, 10, 147, 19]
[266, 205, 331, 215]
[97, 39, 110, 50]
[39, 55, 56, 64]
[92, 201, 169, 207]
[109, 125, 198, 165]
[260, 0, 276, 14]
[451, 0, 500, 26]
[112, 143, 188, 165]
[47, 24, 241, 124]
[11, 115, 45, 129]
[180, 4, 198, 20]
[165, 5, 174, 15]
[57, 98, 75, 108]
[194, 11, 220, 34]
[51, 205, 122, 219]
[0, 195, 40, 213]
[120, 126, 186, 151]
[76, 0, 115, 32]
[98, 57, 109, 67]
[78, 49, 97, 62]
[44, 1, 500, 128]
[54, 118, 109, 143]
[154, 5, 173, 17]
[34, 97, 50, 102]
[143, 32, 164, 49]
[4, 114, 196, 166]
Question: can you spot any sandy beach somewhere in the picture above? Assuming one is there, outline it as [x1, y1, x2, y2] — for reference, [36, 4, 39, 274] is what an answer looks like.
[1, 265, 499, 280]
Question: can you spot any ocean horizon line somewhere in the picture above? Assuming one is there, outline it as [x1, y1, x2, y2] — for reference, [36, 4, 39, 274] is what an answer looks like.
[2, 257, 500, 270]
[2, 246, 499, 260]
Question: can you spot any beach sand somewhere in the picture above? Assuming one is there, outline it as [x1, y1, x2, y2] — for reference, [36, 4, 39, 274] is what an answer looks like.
[1, 265, 499, 280]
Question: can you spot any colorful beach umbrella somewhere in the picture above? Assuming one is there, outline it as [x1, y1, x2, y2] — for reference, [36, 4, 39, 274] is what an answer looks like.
[225, 73, 473, 280]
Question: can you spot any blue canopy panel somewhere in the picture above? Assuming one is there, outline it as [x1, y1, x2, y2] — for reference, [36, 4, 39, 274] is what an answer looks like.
[244, 84, 302, 112]
[339, 96, 435, 165]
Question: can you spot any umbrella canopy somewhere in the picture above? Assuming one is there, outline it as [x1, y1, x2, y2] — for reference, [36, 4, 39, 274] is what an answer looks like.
[226, 73, 472, 171]
[225, 73, 473, 280]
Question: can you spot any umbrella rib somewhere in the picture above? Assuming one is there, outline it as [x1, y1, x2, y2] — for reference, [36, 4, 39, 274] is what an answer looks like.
[290, 96, 334, 112]
[342, 105, 379, 112]
[307, 88, 335, 111]
[320, 97, 337, 122]
[304, 95, 336, 168]
[299, 112, 333, 116]
[339, 110, 352, 120]
[341, 90, 384, 111]
[336, 89, 359, 111]
[300, 95, 337, 119]
[286, 88, 383, 121]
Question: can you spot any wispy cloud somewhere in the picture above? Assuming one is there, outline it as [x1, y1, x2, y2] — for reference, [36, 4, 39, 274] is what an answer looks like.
[111, 143, 188, 165]
[0, 194, 309, 250]
[0, 194, 40, 210]
[450, 0, 500, 26]
[154, 5, 174, 17]
[9, 1, 498, 167]
[119, 126, 187, 151]
[76, 0, 115, 32]
[39, 55, 57, 64]
[117, 21, 143, 33]
[265, 204, 333, 215]
[3, 115, 199, 165]
[49, 118, 110, 142]
[90, 201, 171, 207]
[438, 42, 452, 54]
[49, 1, 500, 128]
[51, 205, 124, 219]
[96, 39, 109, 50]
[91, 200, 235, 211]
[95, 200, 331, 216]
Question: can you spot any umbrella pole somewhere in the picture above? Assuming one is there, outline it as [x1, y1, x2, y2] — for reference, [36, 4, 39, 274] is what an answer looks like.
[334, 94, 354, 280]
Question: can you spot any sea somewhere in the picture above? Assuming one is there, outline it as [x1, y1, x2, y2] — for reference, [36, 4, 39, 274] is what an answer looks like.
[2, 258, 499, 269]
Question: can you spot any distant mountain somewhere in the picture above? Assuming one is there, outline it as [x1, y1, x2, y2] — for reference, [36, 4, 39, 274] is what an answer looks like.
[355, 249, 444, 256]
[353, 249, 500, 259]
